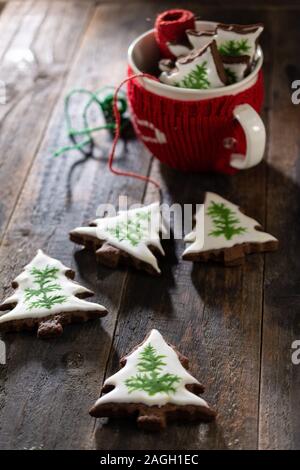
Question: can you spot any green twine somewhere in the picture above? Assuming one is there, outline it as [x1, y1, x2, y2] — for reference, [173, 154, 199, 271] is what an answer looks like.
[53, 86, 130, 158]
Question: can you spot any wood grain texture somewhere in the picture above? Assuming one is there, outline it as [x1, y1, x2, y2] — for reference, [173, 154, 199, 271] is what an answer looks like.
[0, 0, 299, 451]
[0, 1, 153, 450]
[0, 1, 94, 242]
[259, 9, 300, 450]
[93, 5, 271, 450]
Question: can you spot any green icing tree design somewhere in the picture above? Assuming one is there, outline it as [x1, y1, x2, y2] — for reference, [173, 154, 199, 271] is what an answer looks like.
[219, 39, 250, 57]
[24, 266, 67, 310]
[106, 210, 151, 247]
[225, 67, 238, 84]
[177, 61, 210, 89]
[207, 201, 247, 240]
[125, 343, 180, 396]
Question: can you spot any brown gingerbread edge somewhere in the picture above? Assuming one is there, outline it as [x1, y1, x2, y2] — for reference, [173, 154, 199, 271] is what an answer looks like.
[182, 197, 279, 266]
[221, 55, 249, 65]
[69, 227, 163, 276]
[177, 39, 227, 85]
[217, 22, 264, 35]
[89, 332, 216, 431]
[0, 268, 107, 338]
[182, 237, 279, 266]
[186, 29, 215, 38]
[222, 55, 251, 80]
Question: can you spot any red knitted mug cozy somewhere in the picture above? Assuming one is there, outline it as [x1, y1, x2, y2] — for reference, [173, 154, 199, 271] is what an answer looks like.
[127, 70, 264, 174]
[155, 9, 195, 59]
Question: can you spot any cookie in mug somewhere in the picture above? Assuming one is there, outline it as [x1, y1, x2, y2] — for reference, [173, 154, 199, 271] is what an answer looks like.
[70, 203, 167, 276]
[183, 192, 278, 265]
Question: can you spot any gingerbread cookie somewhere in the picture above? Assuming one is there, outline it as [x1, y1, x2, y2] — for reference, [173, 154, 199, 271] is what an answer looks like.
[186, 30, 216, 51]
[70, 202, 167, 275]
[166, 31, 215, 59]
[0, 250, 107, 338]
[90, 329, 216, 431]
[160, 40, 227, 89]
[216, 23, 263, 62]
[183, 192, 278, 265]
[222, 55, 250, 84]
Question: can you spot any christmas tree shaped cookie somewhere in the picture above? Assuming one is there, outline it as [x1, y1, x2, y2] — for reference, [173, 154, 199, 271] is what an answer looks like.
[70, 203, 166, 275]
[159, 40, 227, 89]
[183, 192, 278, 265]
[186, 30, 216, 53]
[90, 329, 216, 431]
[0, 250, 107, 338]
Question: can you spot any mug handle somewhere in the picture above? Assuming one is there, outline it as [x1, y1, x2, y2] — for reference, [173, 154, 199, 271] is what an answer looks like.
[230, 103, 266, 170]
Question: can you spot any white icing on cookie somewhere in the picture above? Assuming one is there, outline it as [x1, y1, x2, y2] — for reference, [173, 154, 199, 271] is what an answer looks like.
[158, 58, 175, 73]
[95, 329, 209, 408]
[160, 41, 225, 89]
[0, 250, 106, 323]
[71, 203, 165, 274]
[216, 24, 263, 62]
[183, 192, 277, 256]
[186, 31, 216, 51]
[167, 42, 191, 58]
[223, 60, 249, 83]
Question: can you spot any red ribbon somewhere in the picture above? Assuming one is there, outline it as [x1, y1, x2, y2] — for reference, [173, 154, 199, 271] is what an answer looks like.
[108, 73, 161, 189]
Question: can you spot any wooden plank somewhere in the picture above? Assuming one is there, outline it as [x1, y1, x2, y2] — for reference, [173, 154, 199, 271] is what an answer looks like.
[94, 6, 272, 450]
[0, 1, 93, 242]
[259, 9, 300, 450]
[0, 2, 153, 450]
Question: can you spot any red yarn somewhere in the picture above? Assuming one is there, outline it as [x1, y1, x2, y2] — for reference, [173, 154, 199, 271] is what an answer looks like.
[155, 9, 195, 58]
[127, 69, 264, 174]
[109, 73, 161, 189]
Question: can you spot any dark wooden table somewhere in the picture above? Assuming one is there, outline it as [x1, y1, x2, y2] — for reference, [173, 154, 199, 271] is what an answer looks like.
[0, 0, 300, 450]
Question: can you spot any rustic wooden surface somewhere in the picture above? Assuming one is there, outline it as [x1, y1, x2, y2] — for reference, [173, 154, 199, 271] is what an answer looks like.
[0, 0, 299, 450]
